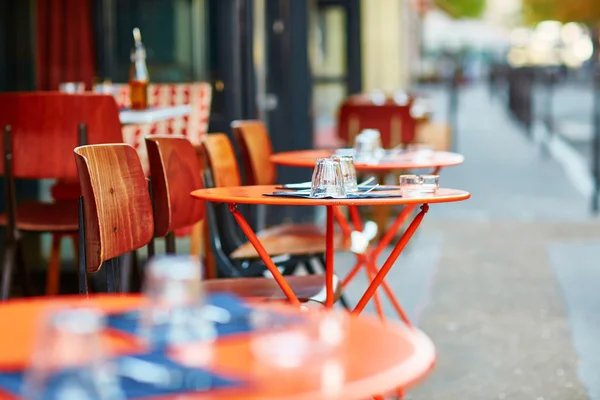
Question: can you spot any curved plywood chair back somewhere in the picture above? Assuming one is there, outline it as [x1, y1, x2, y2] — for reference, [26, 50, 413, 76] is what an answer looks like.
[201, 133, 242, 188]
[337, 94, 418, 148]
[74, 144, 154, 273]
[231, 120, 276, 185]
[146, 136, 205, 237]
[0, 92, 122, 179]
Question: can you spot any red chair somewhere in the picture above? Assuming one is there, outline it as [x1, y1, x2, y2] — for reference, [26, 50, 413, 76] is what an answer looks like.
[0, 93, 123, 298]
[337, 93, 425, 147]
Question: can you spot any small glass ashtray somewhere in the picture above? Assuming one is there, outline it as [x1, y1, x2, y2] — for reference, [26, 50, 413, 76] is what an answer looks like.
[399, 174, 439, 196]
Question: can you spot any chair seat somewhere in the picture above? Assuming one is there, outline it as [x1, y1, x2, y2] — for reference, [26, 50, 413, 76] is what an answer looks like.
[203, 273, 342, 304]
[0, 200, 79, 232]
[230, 223, 348, 260]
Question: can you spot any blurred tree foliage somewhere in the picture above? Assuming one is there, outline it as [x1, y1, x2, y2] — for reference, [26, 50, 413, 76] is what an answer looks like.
[435, 0, 486, 18]
[522, 0, 600, 24]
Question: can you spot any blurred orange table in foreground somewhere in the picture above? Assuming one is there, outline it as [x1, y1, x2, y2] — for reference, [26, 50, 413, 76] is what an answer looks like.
[0, 294, 436, 400]
[191, 185, 470, 323]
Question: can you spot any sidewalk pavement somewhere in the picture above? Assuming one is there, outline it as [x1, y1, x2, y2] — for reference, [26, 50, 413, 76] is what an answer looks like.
[335, 84, 600, 399]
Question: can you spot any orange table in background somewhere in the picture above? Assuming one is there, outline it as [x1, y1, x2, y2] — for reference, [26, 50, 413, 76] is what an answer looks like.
[0, 294, 436, 400]
[191, 185, 470, 325]
[269, 149, 464, 173]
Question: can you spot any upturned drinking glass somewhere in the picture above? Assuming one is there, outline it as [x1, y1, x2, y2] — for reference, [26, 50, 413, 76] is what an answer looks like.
[405, 143, 434, 159]
[331, 155, 358, 193]
[23, 307, 124, 400]
[353, 129, 383, 164]
[311, 158, 346, 198]
[139, 255, 216, 348]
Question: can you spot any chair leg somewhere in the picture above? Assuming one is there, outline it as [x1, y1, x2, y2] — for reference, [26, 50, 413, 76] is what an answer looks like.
[46, 233, 63, 295]
[304, 259, 317, 274]
[1, 242, 15, 300]
[119, 253, 132, 293]
[190, 221, 202, 257]
[105, 257, 118, 293]
[316, 255, 351, 310]
[70, 233, 78, 269]
[16, 240, 32, 296]
[130, 250, 142, 292]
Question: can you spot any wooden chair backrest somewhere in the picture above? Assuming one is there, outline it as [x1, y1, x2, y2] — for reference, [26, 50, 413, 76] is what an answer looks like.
[146, 136, 205, 237]
[74, 144, 154, 273]
[231, 120, 276, 185]
[337, 94, 419, 148]
[0, 92, 122, 179]
[201, 133, 242, 187]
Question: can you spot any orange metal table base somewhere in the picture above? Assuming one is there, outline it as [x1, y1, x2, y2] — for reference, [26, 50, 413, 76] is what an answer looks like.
[228, 199, 428, 328]
[348, 204, 428, 323]
[335, 203, 423, 324]
[229, 203, 337, 308]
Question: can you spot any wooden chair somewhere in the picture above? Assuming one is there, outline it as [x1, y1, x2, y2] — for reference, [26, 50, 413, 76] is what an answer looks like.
[75, 141, 338, 303]
[0, 93, 122, 299]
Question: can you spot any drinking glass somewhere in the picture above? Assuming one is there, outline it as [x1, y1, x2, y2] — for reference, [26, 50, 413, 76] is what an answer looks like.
[93, 82, 115, 95]
[405, 143, 434, 159]
[139, 255, 216, 348]
[331, 155, 358, 193]
[311, 158, 346, 198]
[393, 89, 409, 106]
[353, 129, 383, 164]
[58, 82, 85, 93]
[369, 89, 386, 105]
[249, 308, 346, 369]
[23, 307, 124, 400]
[420, 174, 440, 193]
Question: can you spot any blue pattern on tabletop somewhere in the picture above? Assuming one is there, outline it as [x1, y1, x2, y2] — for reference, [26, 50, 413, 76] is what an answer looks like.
[265, 192, 402, 199]
[0, 350, 243, 399]
[106, 293, 252, 339]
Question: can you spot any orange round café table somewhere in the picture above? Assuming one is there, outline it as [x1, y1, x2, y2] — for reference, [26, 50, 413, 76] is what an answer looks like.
[269, 150, 466, 322]
[0, 294, 436, 400]
[269, 149, 464, 172]
[191, 185, 470, 325]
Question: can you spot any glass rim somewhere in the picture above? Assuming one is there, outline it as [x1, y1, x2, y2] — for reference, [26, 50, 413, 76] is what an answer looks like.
[146, 255, 202, 280]
[48, 307, 105, 334]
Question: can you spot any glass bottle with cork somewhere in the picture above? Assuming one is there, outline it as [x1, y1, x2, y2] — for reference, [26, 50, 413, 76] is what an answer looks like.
[129, 27, 149, 110]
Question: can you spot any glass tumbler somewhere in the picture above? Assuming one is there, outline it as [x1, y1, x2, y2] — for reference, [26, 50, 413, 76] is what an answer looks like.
[406, 143, 434, 159]
[331, 155, 358, 193]
[58, 82, 85, 93]
[139, 255, 216, 349]
[23, 307, 124, 400]
[249, 308, 347, 369]
[354, 129, 383, 164]
[311, 158, 346, 198]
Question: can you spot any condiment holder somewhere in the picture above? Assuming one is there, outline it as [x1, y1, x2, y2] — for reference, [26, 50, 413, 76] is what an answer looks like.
[399, 174, 439, 197]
